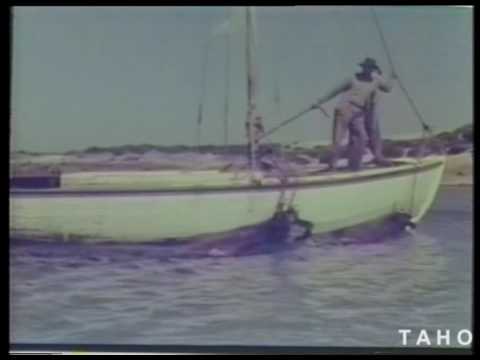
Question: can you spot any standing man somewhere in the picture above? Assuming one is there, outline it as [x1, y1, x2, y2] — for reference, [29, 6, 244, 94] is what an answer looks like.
[314, 57, 396, 171]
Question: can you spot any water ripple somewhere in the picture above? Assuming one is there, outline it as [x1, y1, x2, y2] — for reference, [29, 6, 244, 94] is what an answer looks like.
[10, 187, 472, 347]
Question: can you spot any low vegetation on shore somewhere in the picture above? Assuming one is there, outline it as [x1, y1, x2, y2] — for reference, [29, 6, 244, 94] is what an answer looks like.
[11, 124, 472, 184]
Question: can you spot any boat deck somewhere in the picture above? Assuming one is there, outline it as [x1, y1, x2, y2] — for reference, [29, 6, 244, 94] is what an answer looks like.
[10, 157, 445, 195]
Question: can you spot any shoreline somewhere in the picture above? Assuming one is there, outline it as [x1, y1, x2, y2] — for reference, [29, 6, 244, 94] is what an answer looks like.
[441, 151, 473, 186]
[10, 154, 472, 186]
[441, 183, 472, 187]
[11, 146, 473, 187]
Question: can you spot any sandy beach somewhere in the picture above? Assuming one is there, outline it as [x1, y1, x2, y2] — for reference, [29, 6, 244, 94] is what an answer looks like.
[441, 152, 473, 186]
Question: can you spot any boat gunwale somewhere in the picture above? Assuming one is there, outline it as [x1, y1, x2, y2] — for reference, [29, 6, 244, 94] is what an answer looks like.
[9, 159, 445, 198]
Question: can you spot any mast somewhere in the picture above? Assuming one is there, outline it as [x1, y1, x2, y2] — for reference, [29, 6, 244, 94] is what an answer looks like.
[197, 38, 211, 151]
[245, 6, 261, 172]
[223, 8, 231, 148]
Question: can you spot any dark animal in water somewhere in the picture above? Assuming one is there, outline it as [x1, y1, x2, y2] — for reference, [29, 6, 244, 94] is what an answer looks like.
[328, 212, 414, 246]
[11, 212, 414, 262]
[10, 209, 313, 261]
[154, 208, 313, 258]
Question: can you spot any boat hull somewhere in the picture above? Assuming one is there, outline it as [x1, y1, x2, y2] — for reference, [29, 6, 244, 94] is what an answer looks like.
[9, 157, 445, 243]
[291, 157, 445, 234]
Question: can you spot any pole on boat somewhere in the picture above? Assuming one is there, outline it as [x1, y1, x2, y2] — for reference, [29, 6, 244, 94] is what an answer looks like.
[257, 103, 329, 142]
[223, 8, 231, 148]
[197, 37, 211, 151]
[245, 6, 260, 174]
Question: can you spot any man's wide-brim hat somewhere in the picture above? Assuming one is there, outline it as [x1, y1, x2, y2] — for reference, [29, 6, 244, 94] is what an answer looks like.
[358, 57, 380, 70]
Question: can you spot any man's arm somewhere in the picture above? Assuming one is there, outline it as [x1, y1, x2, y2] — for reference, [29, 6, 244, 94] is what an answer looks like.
[374, 71, 396, 93]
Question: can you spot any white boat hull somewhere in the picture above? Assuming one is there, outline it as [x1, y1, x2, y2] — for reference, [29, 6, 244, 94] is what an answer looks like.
[9, 157, 445, 243]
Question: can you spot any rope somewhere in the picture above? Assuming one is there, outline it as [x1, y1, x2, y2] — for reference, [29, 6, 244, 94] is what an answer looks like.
[370, 7, 432, 136]
[370, 8, 395, 79]
[370, 7, 434, 215]
[408, 123, 435, 214]
[257, 104, 329, 142]
[396, 77, 433, 135]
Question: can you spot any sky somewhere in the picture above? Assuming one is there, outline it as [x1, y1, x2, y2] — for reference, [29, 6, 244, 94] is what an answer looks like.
[11, 6, 472, 153]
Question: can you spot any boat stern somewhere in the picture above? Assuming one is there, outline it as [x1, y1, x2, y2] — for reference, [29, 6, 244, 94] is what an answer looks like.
[407, 155, 446, 223]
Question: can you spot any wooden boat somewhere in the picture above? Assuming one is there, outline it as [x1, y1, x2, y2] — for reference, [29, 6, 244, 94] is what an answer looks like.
[9, 8, 446, 243]
[9, 156, 445, 243]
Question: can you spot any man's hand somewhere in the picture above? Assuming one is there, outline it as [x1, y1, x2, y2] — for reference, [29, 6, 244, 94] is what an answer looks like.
[311, 101, 330, 118]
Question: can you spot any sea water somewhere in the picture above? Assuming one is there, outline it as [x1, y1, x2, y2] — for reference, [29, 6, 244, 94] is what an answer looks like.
[9, 187, 472, 347]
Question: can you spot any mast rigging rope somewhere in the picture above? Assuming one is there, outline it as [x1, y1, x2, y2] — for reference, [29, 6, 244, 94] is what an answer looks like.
[370, 7, 432, 135]
[370, 7, 434, 215]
